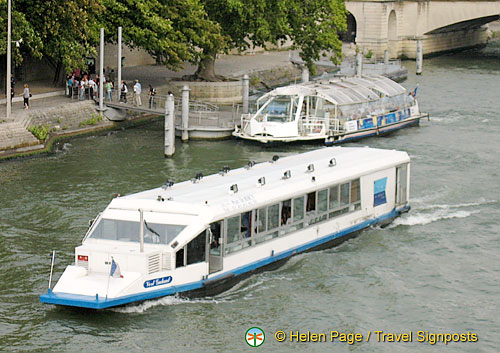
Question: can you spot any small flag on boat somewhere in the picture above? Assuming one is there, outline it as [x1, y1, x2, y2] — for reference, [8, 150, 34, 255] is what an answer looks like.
[110, 258, 123, 278]
[410, 86, 418, 97]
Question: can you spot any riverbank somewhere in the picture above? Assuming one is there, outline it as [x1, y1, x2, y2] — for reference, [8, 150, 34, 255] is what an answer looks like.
[0, 43, 407, 161]
[0, 50, 336, 161]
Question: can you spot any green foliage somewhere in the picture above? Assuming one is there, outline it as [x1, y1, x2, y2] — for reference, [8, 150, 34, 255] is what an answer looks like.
[101, 0, 222, 70]
[249, 76, 260, 86]
[28, 124, 51, 141]
[199, 0, 347, 77]
[1, 0, 346, 80]
[0, 0, 102, 72]
[365, 49, 373, 59]
[79, 113, 103, 127]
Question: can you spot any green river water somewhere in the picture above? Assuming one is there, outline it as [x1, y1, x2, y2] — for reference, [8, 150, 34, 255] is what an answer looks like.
[1, 42, 499, 352]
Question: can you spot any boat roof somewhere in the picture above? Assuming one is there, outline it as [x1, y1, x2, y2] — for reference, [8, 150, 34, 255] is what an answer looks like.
[262, 75, 406, 105]
[108, 147, 409, 220]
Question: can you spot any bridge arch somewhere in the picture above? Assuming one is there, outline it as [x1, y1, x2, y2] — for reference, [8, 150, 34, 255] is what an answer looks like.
[387, 10, 398, 58]
[339, 12, 357, 42]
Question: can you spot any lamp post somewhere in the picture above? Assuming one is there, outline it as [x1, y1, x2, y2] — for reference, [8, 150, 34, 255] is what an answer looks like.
[6, 0, 12, 119]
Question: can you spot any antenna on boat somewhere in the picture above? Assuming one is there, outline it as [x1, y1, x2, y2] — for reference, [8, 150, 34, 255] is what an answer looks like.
[230, 184, 239, 193]
[219, 166, 230, 176]
[329, 158, 337, 167]
[191, 172, 204, 183]
[282, 170, 291, 180]
[161, 179, 175, 190]
[306, 164, 315, 173]
[258, 177, 266, 186]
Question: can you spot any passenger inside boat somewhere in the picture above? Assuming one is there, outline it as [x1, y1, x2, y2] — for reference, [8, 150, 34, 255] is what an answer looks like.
[306, 192, 316, 213]
[241, 211, 251, 238]
[210, 221, 221, 254]
[281, 200, 291, 225]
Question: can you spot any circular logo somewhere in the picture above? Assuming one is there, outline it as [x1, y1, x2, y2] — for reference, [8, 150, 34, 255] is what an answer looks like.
[245, 327, 265, 347]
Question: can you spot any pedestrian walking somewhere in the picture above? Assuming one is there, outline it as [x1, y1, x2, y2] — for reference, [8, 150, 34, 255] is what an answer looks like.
[120, 80, 128, 103]
[133, 80, 142, 106]
[105, 80, 113, 101]
[67, 75, 74, 97]
[23, 83, 31, 109]
[89, 78, 96, 100]
[10, 74, 15, 100]
[148, 84, 156, 109]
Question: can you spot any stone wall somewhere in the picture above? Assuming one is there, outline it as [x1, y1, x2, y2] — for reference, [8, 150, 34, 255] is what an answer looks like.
[28, 100, 100, 131]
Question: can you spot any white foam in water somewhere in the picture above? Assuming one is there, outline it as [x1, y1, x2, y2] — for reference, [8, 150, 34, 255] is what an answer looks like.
[388, 199, 493, 228]
[111, 296, 222, 314]
[392, 209, 478, 227]
[413, 199, 496, 211]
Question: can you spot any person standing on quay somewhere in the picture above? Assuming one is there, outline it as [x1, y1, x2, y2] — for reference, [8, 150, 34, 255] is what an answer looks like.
[11, 74, 16, 100]
[120, 80, 128, 103]
[105, 80, 113, 101]
[133, 79, 142, 106]
[23, 83, 30, 109]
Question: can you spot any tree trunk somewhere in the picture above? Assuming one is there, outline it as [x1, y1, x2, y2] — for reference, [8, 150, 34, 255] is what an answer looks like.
[53, 61, 62, 86]
[195, 54, 218, 82]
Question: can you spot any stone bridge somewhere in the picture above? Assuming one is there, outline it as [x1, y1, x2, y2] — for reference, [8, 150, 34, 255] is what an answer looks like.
[345, 0, 500, 58]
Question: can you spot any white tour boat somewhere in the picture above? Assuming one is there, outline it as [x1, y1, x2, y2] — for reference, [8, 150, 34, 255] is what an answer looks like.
[40, 147, 411, 309]
[233, 75, 428, 144]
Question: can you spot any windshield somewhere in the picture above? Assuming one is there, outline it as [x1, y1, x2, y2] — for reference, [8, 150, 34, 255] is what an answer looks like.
[88, 218, 186, 245]
[257, 96, 300, 123]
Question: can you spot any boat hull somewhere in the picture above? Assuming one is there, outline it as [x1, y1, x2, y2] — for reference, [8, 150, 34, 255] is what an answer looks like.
[40, 205, 409, 310]
[234, 114, 427, 145]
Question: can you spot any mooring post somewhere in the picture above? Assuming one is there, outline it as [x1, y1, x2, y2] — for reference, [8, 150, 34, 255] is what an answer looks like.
[99, 27, 104, 114]
[416, 39, 423, 75]
[181, 85, 190, 142]
[117, 26, 122, 101]
[384, 49, 389, 66]
[301, 66, 310, 83]
[355, 52, 363, 77]
[164, 95, 175, 157]
[242, 74, 249, 114]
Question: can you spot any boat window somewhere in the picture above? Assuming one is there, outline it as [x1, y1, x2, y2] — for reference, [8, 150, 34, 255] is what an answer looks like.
[329, 185, 339, 209]
[306, 192, 316, 213]
[351, 179, 360, 203]
[241, 211, 251, 238]
[88, 219, 186, 245]
[293, 196, 304, 222]
[209, 221, 222, 256]
[318, 189, 328, 213]
[227, 215, 241, 244]
[187, 231, 206, 265]
[340, 183, 350, 206]
[267, 204, 280, 230]
[176, 247, 185, 268]
[281, 200, 291, 225]
[261, 96, 299, 123]
[257, 207, 267, 233]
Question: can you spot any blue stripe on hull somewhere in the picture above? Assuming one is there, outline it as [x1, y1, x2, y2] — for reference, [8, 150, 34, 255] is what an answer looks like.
[329, 118, 420, 145]
[40, 205, 409, 309]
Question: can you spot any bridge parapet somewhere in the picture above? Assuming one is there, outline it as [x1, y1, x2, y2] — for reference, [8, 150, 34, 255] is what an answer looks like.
[346, 0, 500, 58]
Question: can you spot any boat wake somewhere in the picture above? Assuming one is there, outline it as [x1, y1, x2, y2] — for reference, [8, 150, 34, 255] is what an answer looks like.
[389, 199, 495, 227]
[110, 296, 222, 314]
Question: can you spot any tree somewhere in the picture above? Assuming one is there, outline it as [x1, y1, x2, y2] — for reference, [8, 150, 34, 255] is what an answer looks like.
[0, 1, 43, 65]
[196, 0, 347, 81]
[102, 0, 221, 71]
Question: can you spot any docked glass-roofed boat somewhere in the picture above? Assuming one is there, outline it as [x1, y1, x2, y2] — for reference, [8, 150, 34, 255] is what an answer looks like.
[233, 75, 428, 144]
[40, 147, 411, 309]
